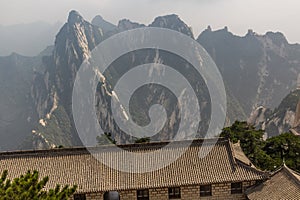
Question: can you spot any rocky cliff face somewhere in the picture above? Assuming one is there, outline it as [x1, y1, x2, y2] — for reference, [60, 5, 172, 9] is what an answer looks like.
[1, 11, 300, 150]
[248, 89, 300, 138]
[29, 11, 210, 148]
[29, 10, 105, 148]
[291, 99, 300, 136]
[198, 28, 300, 118]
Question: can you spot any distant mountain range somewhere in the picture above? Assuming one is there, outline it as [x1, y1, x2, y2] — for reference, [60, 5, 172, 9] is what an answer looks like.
[0, 10, 300, 150]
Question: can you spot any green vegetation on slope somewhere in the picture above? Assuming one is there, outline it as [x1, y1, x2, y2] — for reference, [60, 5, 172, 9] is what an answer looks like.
[96, 133, 116, 146]
[221, 121, 300, 172]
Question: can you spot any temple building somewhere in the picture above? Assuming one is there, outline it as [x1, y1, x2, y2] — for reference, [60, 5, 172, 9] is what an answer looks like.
[246, 164, 300, 199]
[0, 138, 268, 200]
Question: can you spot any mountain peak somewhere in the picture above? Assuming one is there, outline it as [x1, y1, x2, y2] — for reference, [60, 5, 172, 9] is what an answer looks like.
[118, 19, 145, 31]
[93, 15, 103, 21]
[153, 14, 179, 21]
[207, 25, 212, 32]
[265, 31, 289, 45]
[55, 10, 104, 63]
[150, 14, 194, 38]
[246, 29, 255, 37]
[68, 10, 84, 25]
[92, 15, 117, 33]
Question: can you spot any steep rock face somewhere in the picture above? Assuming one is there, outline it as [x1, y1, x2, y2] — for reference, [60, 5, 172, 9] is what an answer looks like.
[198, 28, 300, 118]
[30, 10, 105, 148]
[248, 89, 300, 138]
[94, 14, 210, 142]
[52, 10, 103, 107]
[30, 11, 209, 148]
[30, 13, 300, 147]
[291, 99, 300, 135]
[4, 11, 300, 149]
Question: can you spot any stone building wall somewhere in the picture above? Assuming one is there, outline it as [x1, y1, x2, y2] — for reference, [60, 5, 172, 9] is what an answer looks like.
[119, 190, 137, 200]
[86, 192, 104, 199]
[181, 185, 199, 199]
[72, 181, 256, 200]
[149, 188, 169, 200]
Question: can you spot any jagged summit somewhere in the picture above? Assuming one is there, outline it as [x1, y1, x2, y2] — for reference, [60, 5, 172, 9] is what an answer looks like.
[2, 10, 300, 150]
[67, 10, 84, 25]
[93, 15, 103, 21]
[198, 26, 289, 43]
[206, 25, 212, 32]
[246, 29, 255, 37]
[117, 19, 145, 31]
[150, 14, 194, 38]
[265, 31, 289, 45]
[55, 10, 103, 60]
[151, 14, 180, 22]
[117, 14, 193, 37]
[199, 26, 234, 37]
[91, 15, 116, 33]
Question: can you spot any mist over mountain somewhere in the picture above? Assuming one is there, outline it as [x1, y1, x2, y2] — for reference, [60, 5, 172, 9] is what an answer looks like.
[0, 53, 45, 150]
[0, 22, 62, 56]
[0, 10, 299, 150]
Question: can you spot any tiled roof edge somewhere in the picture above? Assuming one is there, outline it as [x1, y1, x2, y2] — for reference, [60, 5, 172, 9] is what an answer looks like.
[0, 138, 229, 158]
[230, 141, 268, 175]
[244, 181, 263, 196]
[0, 146, 90, 157]
[283, 164, 300, 186]
[226, 140, 237, 171]
[232, 141, 252, 166]
[236, 159, 270, 177]
[245, 164, 300, 197]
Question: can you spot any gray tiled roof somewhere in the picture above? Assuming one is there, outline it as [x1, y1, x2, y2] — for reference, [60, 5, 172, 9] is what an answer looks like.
[246, 164, 300, 200]
[232, 141, 253, 167]
[0, 138, 267, 193]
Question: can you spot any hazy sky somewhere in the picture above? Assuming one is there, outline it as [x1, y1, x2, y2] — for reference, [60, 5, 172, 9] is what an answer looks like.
[1, 0, 300, 43]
